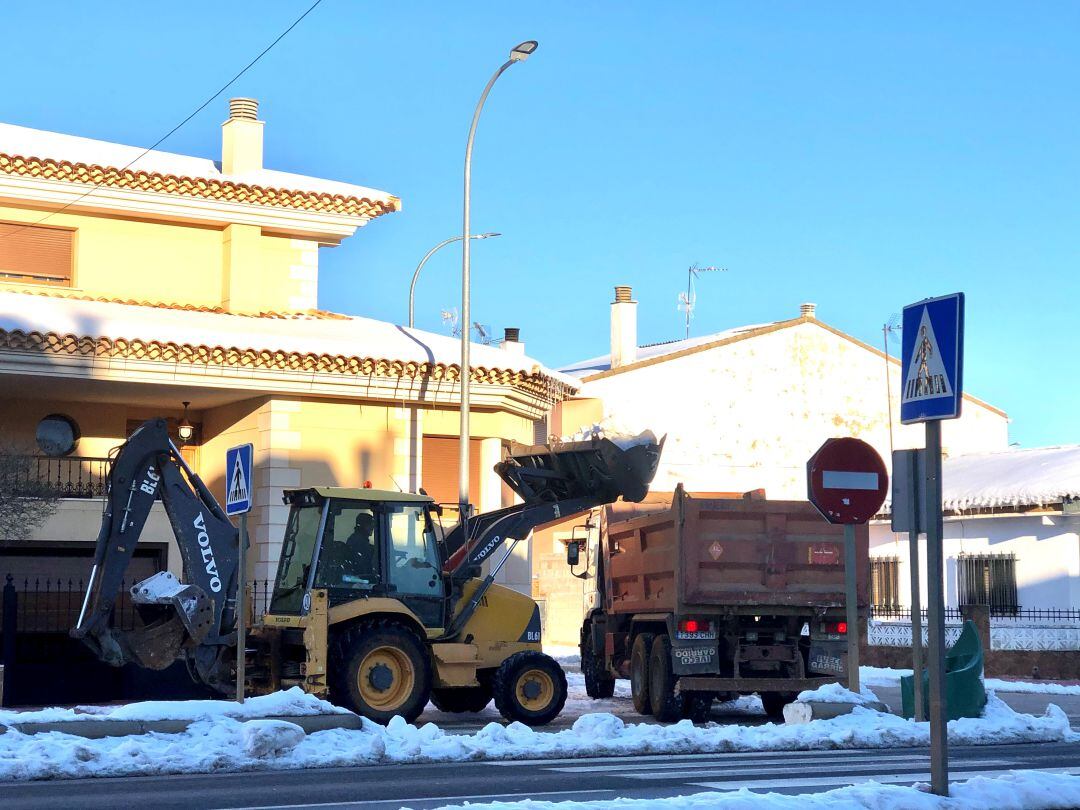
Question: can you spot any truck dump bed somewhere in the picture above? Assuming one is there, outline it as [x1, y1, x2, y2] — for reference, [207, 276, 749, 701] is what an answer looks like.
[602, 488, 868, 615]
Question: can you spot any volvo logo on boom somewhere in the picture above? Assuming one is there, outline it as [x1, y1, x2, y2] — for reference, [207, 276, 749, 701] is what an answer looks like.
[193, 512, 222, 592]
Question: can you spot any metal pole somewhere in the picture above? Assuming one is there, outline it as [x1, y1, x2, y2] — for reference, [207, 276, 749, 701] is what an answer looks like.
[843, 523, 860, 694]
[924, 420, 948, 795]
[460, 57, 517, 520]
[236, 513, 247, 704]
[907, 453, 925, 721]
[409, 236, 462, 329]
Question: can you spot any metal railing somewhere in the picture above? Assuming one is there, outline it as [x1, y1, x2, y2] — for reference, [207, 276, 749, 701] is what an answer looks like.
[5, 455, 112, 499]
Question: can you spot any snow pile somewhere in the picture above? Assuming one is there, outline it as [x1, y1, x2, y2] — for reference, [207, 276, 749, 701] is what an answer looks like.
[859, 666, 910, 687]
[0, 687, 348, 727]
[985, 679, 1080, 696]
[559, 417, 657, 450]
[0, 691, 1074, 781]
[427, 770, 1080, 810]
[796, 683, 879, 705]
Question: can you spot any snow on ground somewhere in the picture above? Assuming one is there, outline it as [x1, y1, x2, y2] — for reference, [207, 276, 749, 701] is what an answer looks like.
[543, 645, 581, 666]
[425, 770, 1080, 810]
[0, 689, 1073, 782]
[796, 683, 879, 705]
[860, 666, 1080, 696]
[0, 688, 347, 726]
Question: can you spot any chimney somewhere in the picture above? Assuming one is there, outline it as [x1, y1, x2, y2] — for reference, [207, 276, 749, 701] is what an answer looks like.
[502, 327, 525, 354]
[222, 97, 263, 175]
[610, 285, 637, 368]
[800, 302, 816, 319]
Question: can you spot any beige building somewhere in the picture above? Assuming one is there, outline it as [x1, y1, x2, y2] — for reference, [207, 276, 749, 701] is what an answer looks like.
[0, 99, 574, 595]
[532, 286, 1010, 644]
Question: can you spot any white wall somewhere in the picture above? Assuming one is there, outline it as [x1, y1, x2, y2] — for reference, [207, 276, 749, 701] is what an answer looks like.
[870, 514, 1080, 610]
[579, 321, 1009, 500]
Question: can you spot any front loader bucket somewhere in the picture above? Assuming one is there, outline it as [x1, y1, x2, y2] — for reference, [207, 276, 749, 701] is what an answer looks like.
[495, 430, 664, 506]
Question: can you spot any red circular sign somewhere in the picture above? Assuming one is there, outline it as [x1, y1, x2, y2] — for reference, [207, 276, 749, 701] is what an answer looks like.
[806, 437, 888, 524]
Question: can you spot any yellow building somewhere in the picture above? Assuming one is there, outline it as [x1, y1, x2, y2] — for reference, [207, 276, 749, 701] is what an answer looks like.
[0, 98, 574, 596]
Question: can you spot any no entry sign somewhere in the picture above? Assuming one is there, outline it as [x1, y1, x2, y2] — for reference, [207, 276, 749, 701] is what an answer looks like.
[807, 438, 888, 525]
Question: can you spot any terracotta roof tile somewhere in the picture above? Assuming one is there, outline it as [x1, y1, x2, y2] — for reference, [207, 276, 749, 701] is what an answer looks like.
[0, 152, 400, 219]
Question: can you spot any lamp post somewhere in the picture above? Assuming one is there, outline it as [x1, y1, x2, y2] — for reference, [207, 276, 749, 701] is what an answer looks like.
[408, 233, 500, 328]
[459, 40, 537, 522]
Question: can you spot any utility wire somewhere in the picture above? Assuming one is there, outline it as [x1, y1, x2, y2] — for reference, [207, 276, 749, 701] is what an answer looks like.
[0, 0, 325, 242]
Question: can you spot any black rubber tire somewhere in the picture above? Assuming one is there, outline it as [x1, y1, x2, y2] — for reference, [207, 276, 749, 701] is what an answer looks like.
[761, 692, 796, 720]
[493, 651, 568, 726]
[330, 620, 432, 725]
[581, 622, 615, 699]
[430, 685, 492, 713]
[630, 632, 654, 715]
[648, 635, 683, 722]
[681, 693, 713, 723]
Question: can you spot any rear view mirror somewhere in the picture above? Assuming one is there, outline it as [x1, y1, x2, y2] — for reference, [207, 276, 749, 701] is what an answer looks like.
[566, 541, 580, 567]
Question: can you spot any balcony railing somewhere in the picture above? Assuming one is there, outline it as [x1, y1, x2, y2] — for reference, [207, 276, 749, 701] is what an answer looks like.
[4, 455, 112, 499]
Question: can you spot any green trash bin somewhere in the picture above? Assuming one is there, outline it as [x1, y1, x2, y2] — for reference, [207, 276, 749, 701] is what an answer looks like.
[901, 619, 988, 720]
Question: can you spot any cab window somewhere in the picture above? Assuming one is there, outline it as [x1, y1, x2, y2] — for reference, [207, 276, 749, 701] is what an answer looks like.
[314, 502, 380, 593]
[387, 505, 443, 598]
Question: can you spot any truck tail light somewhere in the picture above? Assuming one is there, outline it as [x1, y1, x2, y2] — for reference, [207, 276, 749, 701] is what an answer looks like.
[679, 619, 701, 634]
[824, 621, 848, 635]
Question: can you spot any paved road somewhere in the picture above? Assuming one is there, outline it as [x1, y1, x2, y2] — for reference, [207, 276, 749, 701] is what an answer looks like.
[2, 741, 1079, 809]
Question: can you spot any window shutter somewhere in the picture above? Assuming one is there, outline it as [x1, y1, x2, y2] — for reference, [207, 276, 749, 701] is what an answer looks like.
[0, 224, 73, 286]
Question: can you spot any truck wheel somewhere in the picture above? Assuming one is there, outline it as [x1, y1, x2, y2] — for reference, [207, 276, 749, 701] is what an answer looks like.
[581, 624, 615, 699]
[630, 632, 654, 715]
[648, 635, 683, 722]
[331, 621, 431, 725]
[681, 693, 713, 723]
[430, 685, 492, 713]
[761, 692, 797, 720]
[493, 651, 568, 726]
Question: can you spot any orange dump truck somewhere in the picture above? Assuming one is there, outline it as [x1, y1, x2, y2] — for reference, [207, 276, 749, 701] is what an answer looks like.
[575, 486, 868, 720]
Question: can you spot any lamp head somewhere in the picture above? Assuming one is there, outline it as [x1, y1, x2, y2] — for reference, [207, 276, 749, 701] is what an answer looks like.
[177, 401, 195, 444]
[510, 40, 538, 62]
[476, 232, 502, 239]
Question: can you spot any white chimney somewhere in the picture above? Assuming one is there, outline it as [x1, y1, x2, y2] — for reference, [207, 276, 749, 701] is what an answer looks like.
[610, 285, 637, 369]
[222, 97, 263, 175]
[800, 302, 817, 319]
[501, 327, 525, 355]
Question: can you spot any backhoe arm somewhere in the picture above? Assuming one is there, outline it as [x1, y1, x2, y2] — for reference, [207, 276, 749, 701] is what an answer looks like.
[72, 419, 239, 683]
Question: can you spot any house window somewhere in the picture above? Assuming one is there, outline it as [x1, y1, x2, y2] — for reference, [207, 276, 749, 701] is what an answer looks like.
[957, 553, 1018, 616]
[0, 222, 74, 286]
[871, 556, 901, 612]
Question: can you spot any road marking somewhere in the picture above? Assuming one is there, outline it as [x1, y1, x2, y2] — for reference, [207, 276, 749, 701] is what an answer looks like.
[691, 766, 1080, 792]
[614, 759, 1009, 781]
[224, 788, 616, 810]
[545, 752, 938, 773]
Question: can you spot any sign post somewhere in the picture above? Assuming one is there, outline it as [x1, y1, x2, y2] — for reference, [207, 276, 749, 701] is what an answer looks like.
[892, 449, 926, 722]
[225, 443, 254, 704]
[807, 437, 889, 695]
[900, 292, 964, 797]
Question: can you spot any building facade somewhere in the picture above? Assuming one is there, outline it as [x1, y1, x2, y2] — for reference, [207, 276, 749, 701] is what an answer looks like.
[0, 99, 573, 596]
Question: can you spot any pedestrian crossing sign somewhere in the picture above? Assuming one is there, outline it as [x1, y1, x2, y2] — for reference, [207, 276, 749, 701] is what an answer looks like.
[900, 293, 964, 424]
[225, 443, 253, 516]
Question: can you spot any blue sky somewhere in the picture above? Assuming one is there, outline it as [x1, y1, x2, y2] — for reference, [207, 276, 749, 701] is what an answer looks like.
[3, 3, 1077, 447]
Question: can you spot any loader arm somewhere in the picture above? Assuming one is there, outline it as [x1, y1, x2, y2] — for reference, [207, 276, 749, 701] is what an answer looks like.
[440, 431, 663, 639]
[71, 418, 239, 687]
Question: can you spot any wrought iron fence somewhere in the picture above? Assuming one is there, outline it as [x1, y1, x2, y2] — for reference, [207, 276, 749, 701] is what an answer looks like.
[4, 455, 112, 499]
[870, 606, 965, 622]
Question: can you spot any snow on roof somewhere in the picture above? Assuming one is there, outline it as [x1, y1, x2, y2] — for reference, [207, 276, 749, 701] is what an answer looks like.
[558, 323, 777, 378]
[0, 291, 578, 387]
[0, 123, 395, 205]
[936, 445, 1080, 512]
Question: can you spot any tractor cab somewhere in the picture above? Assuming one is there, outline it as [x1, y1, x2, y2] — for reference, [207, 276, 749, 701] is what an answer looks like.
[268, 487, 447, 627]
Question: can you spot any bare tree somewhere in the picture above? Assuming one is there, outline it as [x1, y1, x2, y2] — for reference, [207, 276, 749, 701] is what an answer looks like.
[0, 445, 60, 544]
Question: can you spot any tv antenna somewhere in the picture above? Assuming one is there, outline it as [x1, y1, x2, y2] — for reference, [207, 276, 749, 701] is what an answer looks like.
[440, 308, 461, 337]
[472, 323, 494, 345]
[677, 263, 727, 339]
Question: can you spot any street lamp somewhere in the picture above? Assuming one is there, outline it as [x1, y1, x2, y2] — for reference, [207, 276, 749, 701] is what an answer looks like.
[459, 40, 537, 522]
[408, 233, 500, 328]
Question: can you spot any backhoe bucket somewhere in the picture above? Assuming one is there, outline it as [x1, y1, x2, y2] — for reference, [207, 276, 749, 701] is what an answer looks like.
[495, 430, 664, 506]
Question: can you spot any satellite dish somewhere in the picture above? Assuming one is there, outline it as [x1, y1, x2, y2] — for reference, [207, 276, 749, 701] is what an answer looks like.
[472, 323, 493, 345]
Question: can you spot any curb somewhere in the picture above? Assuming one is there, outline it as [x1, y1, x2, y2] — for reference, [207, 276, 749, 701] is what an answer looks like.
[0, 712, 364, 739]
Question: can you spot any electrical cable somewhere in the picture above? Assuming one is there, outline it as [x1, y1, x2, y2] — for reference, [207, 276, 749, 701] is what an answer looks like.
[0, 0, 325, 242]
